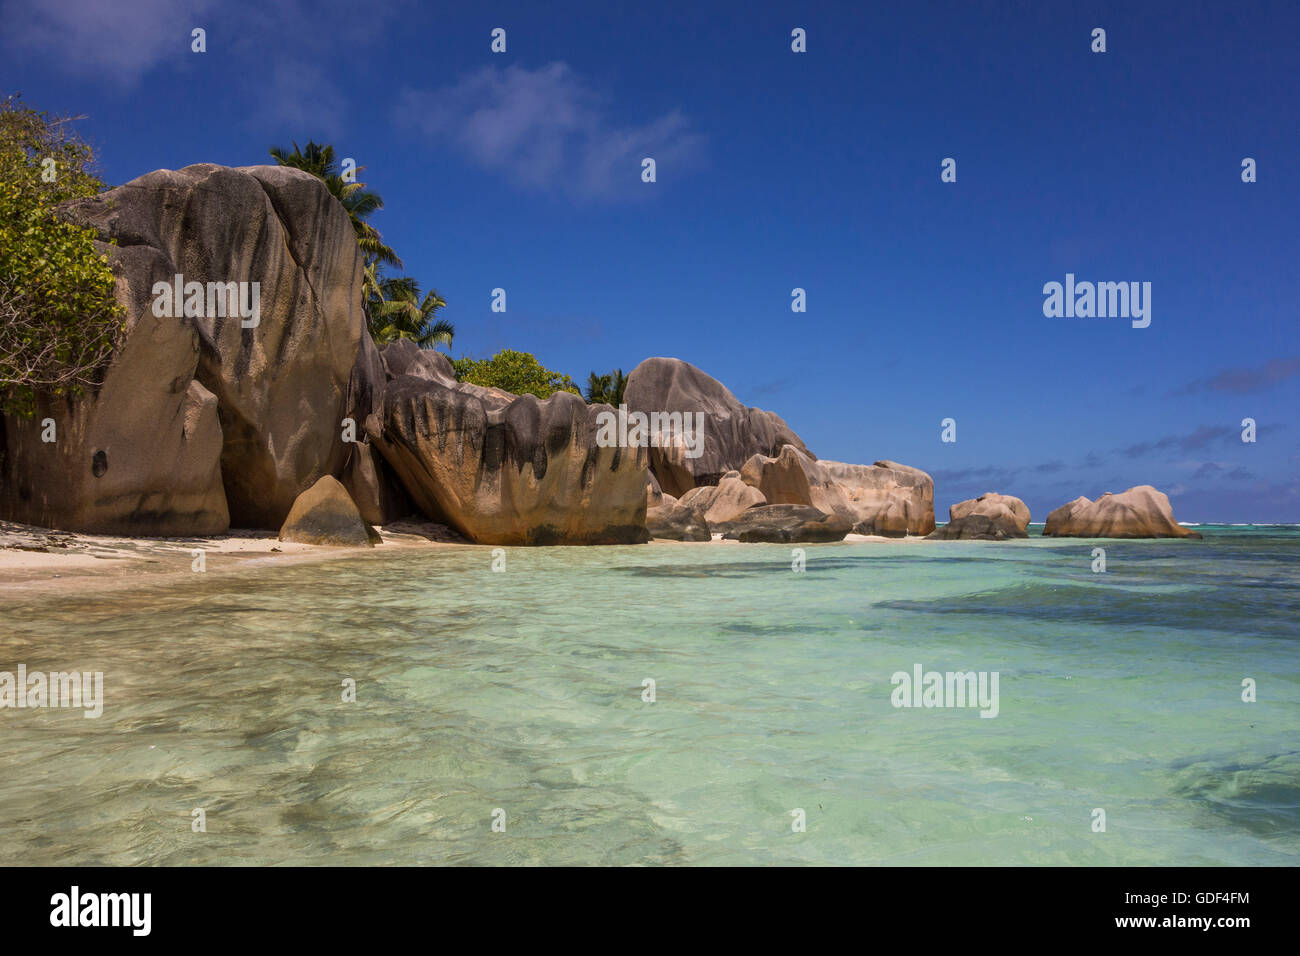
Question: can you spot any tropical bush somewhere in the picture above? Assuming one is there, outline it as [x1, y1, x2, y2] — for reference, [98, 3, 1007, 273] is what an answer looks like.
[584, 368, 628, 406]
[0, 94, 124, 416]
[452, 350, 580, 399]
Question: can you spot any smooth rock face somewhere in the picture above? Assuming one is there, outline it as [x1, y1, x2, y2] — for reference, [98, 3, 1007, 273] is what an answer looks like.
[1042, 485, 1202, 538]
[713, 504, 852, 543]
[2, 163, 367, 534]
[928, 513, 1023, 540]
[370, 377, 649, 545]
[624, 357, 811, 497]
[677, 475, 767, 524]
[816, 459, 936, 536]
[0, 240, 230, 534]
[340, 440, 412, 528]
[930, 492, 1031, 539]
[645, 471, 667, 509]
[279, 475, 380, 547]
[646, 503, 711, 541]
[740, 445, 857, 521]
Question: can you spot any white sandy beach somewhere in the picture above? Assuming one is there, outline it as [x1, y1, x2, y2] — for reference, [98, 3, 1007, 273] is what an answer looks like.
[0, 521, 939, 596]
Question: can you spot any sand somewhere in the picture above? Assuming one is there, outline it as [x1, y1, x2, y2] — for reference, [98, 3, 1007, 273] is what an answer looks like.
[0, 518, 470, 596]
[0, 521, 939, 596]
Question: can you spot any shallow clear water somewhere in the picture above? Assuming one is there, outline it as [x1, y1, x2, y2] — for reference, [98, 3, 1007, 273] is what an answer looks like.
[2, 526, 1298, 865]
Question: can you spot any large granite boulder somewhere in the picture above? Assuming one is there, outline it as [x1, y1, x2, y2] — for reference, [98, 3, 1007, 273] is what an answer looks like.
[713, 504, 852, 543]
[624, 357, 811, 497]
[279, 475, 380, 547]
[815, 459, 936, 536]
[0, 239, 229, 534]
[738, 444, 855, 518]
[646, 503, 711, 541]
[369, 378, 649, 545]
[929, 492, 1030, 539]
[1, 163, 368, 534]
[677, 472, 767, 523]
[1043, 485, 1201, 538]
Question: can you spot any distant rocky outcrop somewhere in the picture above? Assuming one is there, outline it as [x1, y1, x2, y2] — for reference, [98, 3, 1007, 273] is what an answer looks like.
[928, 492, 1030, 540]
[279, 476, 380, 547]
[624, 357, 810, 497]
[1042, 485, 1201, 539]
[713, 504, 852, 543]
[738, 445, 935, 536]
[817, 459, 936, 536]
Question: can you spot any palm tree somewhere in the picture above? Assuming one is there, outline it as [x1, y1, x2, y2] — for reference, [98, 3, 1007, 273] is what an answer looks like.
[584, 368, 627, 405]
[369, 275, 453, 349]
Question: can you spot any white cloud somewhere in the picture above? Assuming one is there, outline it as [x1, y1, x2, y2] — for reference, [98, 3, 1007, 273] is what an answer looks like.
[396, 62, 705, 200]
[0, 0, 218, 84]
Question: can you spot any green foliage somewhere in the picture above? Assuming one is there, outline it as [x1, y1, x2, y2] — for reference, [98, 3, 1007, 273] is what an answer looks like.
[0, 93, 124, 416]
[584, 368, 628, 405]
[452, 350, 580, 399]
[368, 274, 453, 349]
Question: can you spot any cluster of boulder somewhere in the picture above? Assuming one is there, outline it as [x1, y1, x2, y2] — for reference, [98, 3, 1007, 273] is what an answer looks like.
[925, 485, 1199, 540]
[0, 163, 1200, 547]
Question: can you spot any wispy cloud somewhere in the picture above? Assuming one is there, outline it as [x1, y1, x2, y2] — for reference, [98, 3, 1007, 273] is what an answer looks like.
[395, 63, 705, 200]
[0, 0, 218, 84]
[1115, 423, 1286, 458]
[1176, 355, 1300, 395]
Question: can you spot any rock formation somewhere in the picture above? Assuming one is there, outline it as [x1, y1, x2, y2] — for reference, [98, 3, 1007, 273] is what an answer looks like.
[2, 163, 367, 533]
[645, 503, 711, 541]
[0, 164, 942, 548]
[817, 459, 935, 536]
[712, 504, 852, 543]
[1042, 485, 1201, 538]
[677, 472, 767, 524]
[928, 492, 1030, 539]
[279, 475, 380, 547]
[624, 357, 810, 497]
[368, 377, 649, 545]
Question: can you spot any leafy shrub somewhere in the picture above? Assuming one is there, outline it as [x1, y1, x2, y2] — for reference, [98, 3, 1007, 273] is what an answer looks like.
[0, 94, 123, 416]
[451, 349, 580, 399]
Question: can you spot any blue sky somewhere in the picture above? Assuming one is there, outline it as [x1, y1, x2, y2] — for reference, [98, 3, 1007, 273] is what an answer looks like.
[4, 0, 1297, 520]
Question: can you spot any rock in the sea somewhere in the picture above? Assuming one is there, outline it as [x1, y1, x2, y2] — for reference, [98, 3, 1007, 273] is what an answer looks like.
[624, 357, 811, 497]
[370, 378, 649, 545]
[279, 476, 380, 547]
[646, 504, 711, 541]
[1042, 485, 1201, 538]
[677, 474, 767, 524]
[713, 504, 852, 543]
[929, 492, 1030, 539]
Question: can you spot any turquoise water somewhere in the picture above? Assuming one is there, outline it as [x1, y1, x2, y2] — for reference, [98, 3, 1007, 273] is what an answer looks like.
[2, 526, 1298, 865]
